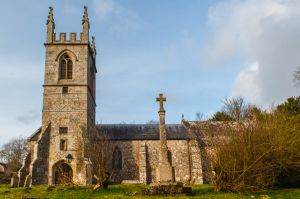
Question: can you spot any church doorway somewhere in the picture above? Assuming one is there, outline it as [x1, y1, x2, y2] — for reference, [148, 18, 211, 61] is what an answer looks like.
[53, 161, 73, 184]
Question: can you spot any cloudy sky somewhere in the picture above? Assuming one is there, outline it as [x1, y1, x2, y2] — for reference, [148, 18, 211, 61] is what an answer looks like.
[0, 0, 299, 144]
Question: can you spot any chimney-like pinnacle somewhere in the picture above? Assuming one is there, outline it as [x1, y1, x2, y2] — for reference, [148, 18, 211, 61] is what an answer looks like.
[92, 36, 97, 55]
[82, 6, 89, 26]
[46, 6, 55, 26]
[81, 6, 90, 43]
[46, 6, 55, 43]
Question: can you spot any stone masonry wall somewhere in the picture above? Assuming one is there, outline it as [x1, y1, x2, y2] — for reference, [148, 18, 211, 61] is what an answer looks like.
[23, 7, 96, 186]
[107, 140, 203, 184]
[42, 43, 95, 185]
[31, 124, 51, 185]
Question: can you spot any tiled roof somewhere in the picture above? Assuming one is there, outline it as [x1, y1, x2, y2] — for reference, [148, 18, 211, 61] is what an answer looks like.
[97, 124, 195, 140]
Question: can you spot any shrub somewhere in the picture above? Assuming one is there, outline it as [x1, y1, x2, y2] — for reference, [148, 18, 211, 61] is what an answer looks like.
[213, 111, 300, 192]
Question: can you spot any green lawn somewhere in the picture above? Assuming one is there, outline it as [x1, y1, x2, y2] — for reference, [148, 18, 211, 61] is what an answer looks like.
[0, 184, 299, 199]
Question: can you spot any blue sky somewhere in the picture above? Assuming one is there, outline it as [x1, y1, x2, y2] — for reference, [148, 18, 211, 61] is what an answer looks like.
[1, 0, 300, 144]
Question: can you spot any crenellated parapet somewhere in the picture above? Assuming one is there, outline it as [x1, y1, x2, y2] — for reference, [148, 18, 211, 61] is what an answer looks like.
[51, 32, 85, 44]
[45, 6, 94, 45]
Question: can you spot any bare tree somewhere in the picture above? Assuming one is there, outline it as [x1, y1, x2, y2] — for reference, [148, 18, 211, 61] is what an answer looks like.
[210, 97, 261, 121]
[222, 97, 249, 121]
[88, 125, 114, 189]
[0, 137, 27, 172]
[293, 66, 300, 86]
[205, 104, 300, 192]
[195, 112, 205, 121]
[146, 120, 159, 124]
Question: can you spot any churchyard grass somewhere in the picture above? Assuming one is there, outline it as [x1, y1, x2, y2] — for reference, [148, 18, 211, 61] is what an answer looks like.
[0, 184, 299, 199]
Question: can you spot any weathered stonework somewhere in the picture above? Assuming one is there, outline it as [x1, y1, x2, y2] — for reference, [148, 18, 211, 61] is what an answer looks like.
[18, 6, 212, 186]
[155, 94, 174, 183]
[19, 6, 96, 186]
[104, 139, 202, 184]
[139, 143, 147, 183]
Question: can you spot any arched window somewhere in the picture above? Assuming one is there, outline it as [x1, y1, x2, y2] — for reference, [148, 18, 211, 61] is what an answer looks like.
[112, 146, 122, 170]
[60, 54, 73, 79]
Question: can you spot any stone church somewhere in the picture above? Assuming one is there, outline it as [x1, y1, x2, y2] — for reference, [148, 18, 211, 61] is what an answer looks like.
[17, 7, 210, 186]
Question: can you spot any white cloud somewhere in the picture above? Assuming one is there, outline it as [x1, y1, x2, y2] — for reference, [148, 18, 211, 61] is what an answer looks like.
[231, 62, 261, 104]
[205, 0, 300, 107]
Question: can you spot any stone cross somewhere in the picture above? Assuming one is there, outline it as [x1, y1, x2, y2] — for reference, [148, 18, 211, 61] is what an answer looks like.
[156, 93, 166, 113]
[155, 93, 173, 183]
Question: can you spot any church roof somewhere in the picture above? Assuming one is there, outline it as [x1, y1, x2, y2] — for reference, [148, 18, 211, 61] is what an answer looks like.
[97, 124, 195, 140]
[27, 127, 42, 142]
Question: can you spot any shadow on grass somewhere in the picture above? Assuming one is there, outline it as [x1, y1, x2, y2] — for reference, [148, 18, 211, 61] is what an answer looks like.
[1, 184, 300, 199]
[191, 184, 215, 195]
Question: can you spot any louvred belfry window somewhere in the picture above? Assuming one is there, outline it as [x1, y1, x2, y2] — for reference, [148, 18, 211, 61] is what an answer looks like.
[60, 54, 73, 79]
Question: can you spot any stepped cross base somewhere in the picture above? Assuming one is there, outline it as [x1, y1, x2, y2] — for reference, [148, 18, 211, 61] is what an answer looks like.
[156, 162, 173, 183]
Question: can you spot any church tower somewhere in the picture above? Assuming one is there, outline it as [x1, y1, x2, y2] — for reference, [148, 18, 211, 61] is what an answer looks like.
[31, 6, 97, 185]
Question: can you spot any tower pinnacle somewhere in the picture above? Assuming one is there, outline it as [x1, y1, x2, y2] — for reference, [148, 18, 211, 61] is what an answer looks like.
[46, 6, 54, 25]
[46, 6, 55, 43]
[82, 6, 90, 26]
[81, 6, 90, 43]
[91, 36, 97, 58]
